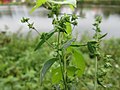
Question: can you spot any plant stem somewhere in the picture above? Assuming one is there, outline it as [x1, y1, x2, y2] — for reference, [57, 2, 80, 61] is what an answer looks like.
[94, 56, 98, 90]
[63, 52, 67, 90]
[57, 31, 67, 89]
[61, 33, 67, 90]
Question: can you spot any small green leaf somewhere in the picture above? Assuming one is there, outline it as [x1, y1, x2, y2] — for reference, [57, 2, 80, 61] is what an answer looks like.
[40, 58, 57, 84]
[62, 38, 76, 49]
[99, 33, 107, 39]
[69, 4, 74, 10]
[51, 67, 62, 84]
[89, 40, 98, 44]
[48, 0, 77, 7]
[66, 22, 72, 34]
[71, 48, 85, 76]
[35, 30, 55, 51]
[87, 42, 96, 54]
[30, 0, 47, 13]
[70, 44, 87, 47]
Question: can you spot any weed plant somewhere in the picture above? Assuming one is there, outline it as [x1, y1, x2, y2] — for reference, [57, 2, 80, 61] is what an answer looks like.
[0, 0, 119, 90]
[21, 0, 114, 90]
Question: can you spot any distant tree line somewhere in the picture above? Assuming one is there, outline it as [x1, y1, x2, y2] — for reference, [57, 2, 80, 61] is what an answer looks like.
[78, 0, 120, 5]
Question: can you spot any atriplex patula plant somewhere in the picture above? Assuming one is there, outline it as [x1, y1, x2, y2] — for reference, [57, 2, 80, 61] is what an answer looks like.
[21, 0, 111, 90]
[87, 16, 112, 90]
[21, 0, 85, 89]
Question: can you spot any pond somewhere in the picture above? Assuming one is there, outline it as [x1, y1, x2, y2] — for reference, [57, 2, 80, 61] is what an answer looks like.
[0, 5, 120, 39]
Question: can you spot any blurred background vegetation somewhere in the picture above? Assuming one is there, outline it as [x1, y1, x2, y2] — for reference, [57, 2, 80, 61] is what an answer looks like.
[0, 31, 120, 90]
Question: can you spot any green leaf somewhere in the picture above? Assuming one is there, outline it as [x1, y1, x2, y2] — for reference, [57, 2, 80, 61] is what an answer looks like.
[48, 0, 77, 7]
[99, 33, 107, 39]
[51, 67, 62, 84]
[70, 44, 87, 47]
[62, 38, 76, 49]
[69, 4, 74, 10]
[67, 66, 79, 77]
[71, 48, 85, 76]
[30, 0, 47, 13]
[40, 58, 57, 84]
[35, 30, 55, 51]
[66, 22, 72, 34]
[87, 42, 96, 54]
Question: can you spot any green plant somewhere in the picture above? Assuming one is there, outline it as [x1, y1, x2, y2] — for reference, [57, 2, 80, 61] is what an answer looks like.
[21, 0, 86, 89]
[86, 16, 113, 90]
[0, 11, 119, 89]
[21, 0, 114, 90]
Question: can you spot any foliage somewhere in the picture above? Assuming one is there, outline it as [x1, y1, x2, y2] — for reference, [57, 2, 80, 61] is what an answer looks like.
[0, 32, 51, 90]
[0, 31, 120, 90]
[30, 0, 76, 13]
[79, 35, 120, 90]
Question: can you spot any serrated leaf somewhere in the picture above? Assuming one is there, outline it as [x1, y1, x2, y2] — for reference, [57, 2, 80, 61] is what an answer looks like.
[51, 67, 62, 84]
[71, 48, 85, 76]
[35, 30, 55, 51]
[30, 0, 47, 13]
[62, 38, 76, 49]
[48, 0, 77, 7]
[40, 58, 57, 84]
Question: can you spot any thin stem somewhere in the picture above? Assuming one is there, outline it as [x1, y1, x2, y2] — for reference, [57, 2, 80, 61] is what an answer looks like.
[57, 31, 66, 89]
[26, 21, 54, 49]
[26, 21, 40, 35]
[63, 52, 67, 90]
[94, 56, 98, 90]
[45, 40, 55, 49]
[94, 22, 100, 90]
[33, 28, 41, 35]
[33, 28, 54, 49]
[61, 32, 67, 90]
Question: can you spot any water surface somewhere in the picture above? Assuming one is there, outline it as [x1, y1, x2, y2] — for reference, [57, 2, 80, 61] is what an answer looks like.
[0, 5, 120, 38]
